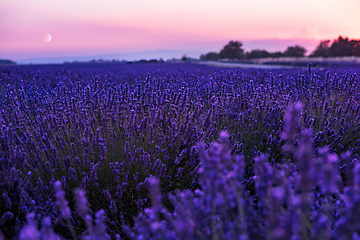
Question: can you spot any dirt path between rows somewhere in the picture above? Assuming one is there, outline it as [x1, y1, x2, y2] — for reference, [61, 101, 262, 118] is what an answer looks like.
[196, 61, 302, 69]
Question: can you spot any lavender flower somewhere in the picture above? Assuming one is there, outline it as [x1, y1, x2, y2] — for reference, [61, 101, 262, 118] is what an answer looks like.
[281, 102, 303, 141]
[0, 212, 14, 227]
[74, 188, 90, 218]
[40, 217, 61, 240]
[18, 213, 39, 240]
[54, 180, 71, 220]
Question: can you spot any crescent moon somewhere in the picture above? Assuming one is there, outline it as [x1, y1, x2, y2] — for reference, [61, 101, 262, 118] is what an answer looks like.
[43, 33, 52, 42]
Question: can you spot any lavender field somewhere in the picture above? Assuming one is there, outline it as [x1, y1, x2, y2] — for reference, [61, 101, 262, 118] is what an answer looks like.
[1, 62, 360, 239]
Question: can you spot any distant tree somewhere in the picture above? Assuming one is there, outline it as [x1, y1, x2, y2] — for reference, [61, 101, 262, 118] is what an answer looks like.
[245, 50, 271, 59]
[137, 59, 148, 63]
[0, 59, 16, 64]
[353, 42, 360, 57]
[181, 55, 188, 61]
[328, 36, 350, 57]
[270, 51, 283, 58]
[219, 41, 245, 59]
[310, 40, 330, 57]
[327, 36, 360, 57]
[199, 52, 219, 61]
[347, 39, 360, 56]
[283, 45, 307, 57]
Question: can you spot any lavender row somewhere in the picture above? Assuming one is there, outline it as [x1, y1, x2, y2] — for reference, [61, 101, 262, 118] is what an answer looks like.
[15, 104, 360, 239]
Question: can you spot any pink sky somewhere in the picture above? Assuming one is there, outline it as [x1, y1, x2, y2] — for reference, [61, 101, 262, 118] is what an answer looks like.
[1, 0, 360, 62]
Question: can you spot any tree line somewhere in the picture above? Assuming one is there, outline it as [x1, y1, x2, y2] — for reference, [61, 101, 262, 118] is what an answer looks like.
[310, 36, 360, 57]
[0, 59, 16, 65]
[200, 36, 360, 61]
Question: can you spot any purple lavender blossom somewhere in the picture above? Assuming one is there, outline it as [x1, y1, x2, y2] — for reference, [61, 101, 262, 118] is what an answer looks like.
[74, 188, 89, 218]
[18, 213, 39, 240]
[54, 180, 71, 220]
[280, 102, 303, 141]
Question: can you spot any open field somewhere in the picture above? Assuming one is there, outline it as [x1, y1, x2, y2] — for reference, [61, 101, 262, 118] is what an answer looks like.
[197, 61, 298, 69]
[198, 57, 360, 69]
[1, 62, 360, 239]
[249, 56, 360, 64]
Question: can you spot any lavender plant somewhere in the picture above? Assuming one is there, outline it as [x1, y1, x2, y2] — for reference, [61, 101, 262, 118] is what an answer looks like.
[21, 126, 360, 239]
[123, 105, 360, 239]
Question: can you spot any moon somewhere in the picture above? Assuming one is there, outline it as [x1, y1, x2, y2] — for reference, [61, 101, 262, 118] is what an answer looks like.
[43, 33, 52, 42]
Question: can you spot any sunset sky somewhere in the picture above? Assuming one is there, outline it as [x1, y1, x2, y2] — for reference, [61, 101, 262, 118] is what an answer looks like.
[1, 0, 360, 63]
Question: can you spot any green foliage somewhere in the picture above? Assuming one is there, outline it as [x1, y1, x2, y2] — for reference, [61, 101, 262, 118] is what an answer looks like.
[219, 41, 245, 60]
[200, 52, 219, 61]
[328, 36, 360, 57]
[0, 59, 16, 65]
[283, 45, 307, 57]
[245, 50, 271, 59]
[310, 36, 360, 57]
[181, 55, 188, 61]
[309, 40, 331, 57]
